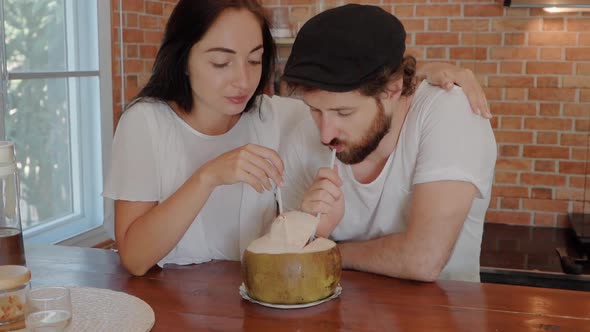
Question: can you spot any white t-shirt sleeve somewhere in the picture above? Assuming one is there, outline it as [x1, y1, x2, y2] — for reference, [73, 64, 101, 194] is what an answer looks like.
[413, 87, 497, 198]
[103, 104, 160, 201]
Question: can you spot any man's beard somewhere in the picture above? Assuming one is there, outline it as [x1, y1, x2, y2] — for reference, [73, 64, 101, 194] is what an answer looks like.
[329, 101, 392, 165]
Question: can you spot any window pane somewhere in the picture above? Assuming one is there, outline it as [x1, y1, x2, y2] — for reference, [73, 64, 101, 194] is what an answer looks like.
[4, 0, 67, 72]
[4, 0, 99, 73]
[5, 78, 73, 229]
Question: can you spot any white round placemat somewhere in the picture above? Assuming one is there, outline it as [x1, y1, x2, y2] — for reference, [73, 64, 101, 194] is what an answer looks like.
[239, 283, 342, 309]
[16, 287, 154, 332]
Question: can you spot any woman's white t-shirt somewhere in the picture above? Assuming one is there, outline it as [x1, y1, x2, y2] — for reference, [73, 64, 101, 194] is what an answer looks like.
[103, 95, 308, 266]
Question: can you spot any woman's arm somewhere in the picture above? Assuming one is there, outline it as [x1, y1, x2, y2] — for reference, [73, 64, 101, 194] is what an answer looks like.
[115, 144, 284, 276]
[418, 62, 491, 119]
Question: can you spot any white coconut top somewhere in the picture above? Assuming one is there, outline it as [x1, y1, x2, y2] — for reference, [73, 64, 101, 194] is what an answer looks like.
[246, 211, 335, 254]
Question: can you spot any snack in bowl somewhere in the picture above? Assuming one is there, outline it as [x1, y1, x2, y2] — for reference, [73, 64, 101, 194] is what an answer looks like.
[242, 211, 342, 305]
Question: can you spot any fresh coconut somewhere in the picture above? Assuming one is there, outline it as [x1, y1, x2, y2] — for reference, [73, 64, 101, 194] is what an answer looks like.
[242, 211, 342, 305]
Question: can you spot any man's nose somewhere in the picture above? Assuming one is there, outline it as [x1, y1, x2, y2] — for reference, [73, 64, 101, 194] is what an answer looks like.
[319, 117, 338, 146]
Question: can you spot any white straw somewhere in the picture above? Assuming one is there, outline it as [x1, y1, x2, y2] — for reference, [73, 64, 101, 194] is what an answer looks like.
[316, 149, 337, 219]
[276, 186, 284, 215]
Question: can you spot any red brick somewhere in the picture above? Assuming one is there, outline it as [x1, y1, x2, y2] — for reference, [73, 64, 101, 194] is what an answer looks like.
[537, 132, 558, 145]
[564, 104, 590, 118]
[566, 48, 590, 61]
[529, 32, 577, 46]
[501, 62, 524, 74]
[505, 88, 526, 101]
[534, 213, 556, 227]
[564, 76, 590, 89]
[561, 133, 588, 147]
[146, 1, 163, 15]
[461, 33, 502, 45]
[539, 103, 561, 116]
[524, 118, 572, 131]
[575, 119, 590, 131]
[415, 5, 461, 17]
[532, 188, 553, 199]
[496, 159, 533, 171]
[457, 62, 498, 75]
[540, 48, 563, 60]
[490, 48, 537, 60]
[499, 145, 521, 157]
[528, 88, 576, 102]
[559, 161, 588, 174]
[535, 160, 556, 172]
[492, 186, 530, 198]
[393, 5, 415, 17]
[492, 19, 542, 31]
[583, 90, 590, 103]
[526, 62, 573, 75]
[496, 172, 519, 185]
[500, 197, 520, 209]
[488, 76, 534, 88]
[428, 18, 448, 31]
[522, 199, 569, 213]
[500, 117, 522, 129]
[536, 77, 560, 88]
[543, 18, 564, 31]
[483, 88, 503, 101]
[450, 19, 489, 31]
[578, 63, 590, 75]
[464, 5, 504, 17]
[505, 33, 526, 46]
[523, 146, 570, 159]
[569, 176, 587, 189]
[521, 173, 567, 186]
[572, 148, 589, 161]
[450, 47, 487, 60]
[426, 47, 447, 59]
[415, 33, 459, 45]
[567, 19, 590, 31]
[122, 1, 144, 12]
[123, 28, 144, 43]
[490, 103, 536, 116]
[485, 210, 531, 225]
[495, 131, 534, 144]
[556, 189, 585, 201]
[139, 15, 159, 29]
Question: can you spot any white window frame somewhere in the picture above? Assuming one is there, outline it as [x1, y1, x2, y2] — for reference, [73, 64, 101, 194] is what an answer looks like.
[0, 0, 113, 245]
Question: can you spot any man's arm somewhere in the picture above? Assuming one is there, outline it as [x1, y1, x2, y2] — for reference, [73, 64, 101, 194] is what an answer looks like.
[338, 180, 477, 282]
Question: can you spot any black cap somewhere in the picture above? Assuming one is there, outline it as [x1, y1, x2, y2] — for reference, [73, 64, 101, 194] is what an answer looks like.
[282, 4, 406, 92]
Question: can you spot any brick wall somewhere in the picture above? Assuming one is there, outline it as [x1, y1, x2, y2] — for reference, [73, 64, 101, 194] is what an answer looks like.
[112, 0, 590, 228]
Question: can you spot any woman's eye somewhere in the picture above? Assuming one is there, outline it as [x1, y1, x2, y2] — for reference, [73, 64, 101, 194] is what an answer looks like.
[249, 59, 262, 65]
[211, 62, 229, 68]
[338, 111, 352, 117]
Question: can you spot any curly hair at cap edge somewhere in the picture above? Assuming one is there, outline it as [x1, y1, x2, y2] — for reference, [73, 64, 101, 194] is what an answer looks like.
[125, 0, 276, 114]
[286, 56, 417, 100]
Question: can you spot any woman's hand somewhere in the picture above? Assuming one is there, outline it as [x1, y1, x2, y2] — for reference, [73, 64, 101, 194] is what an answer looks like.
[199, 144, 284, 193]
[419, 62, 491, 119]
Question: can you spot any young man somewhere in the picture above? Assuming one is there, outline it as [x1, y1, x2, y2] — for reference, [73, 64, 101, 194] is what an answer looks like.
[280, 4, 497, 282]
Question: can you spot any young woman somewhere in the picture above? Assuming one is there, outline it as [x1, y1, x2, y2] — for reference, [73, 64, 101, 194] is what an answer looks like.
[104, 0, 490, 276]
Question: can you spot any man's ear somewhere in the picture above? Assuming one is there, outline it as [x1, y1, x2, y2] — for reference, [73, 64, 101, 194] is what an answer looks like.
[384, 77, 404, 100]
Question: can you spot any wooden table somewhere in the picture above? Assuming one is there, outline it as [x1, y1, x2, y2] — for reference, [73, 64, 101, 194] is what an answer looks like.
[25, 245, 590, 331]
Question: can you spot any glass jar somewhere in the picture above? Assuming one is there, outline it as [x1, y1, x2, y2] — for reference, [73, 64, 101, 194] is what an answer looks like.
[0, 141, 26, 267]
[0, 265, 31, 331]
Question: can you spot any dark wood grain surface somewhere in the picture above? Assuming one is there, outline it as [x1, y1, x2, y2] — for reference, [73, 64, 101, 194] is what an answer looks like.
[25, 245, 590, 331]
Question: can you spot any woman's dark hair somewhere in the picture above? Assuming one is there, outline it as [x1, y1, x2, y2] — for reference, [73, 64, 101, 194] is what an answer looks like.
[131, 0, 276, 113]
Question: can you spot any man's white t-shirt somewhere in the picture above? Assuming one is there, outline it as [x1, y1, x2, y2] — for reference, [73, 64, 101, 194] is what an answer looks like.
[103, 95, 308, 266]
[281, 82, 497, 282]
